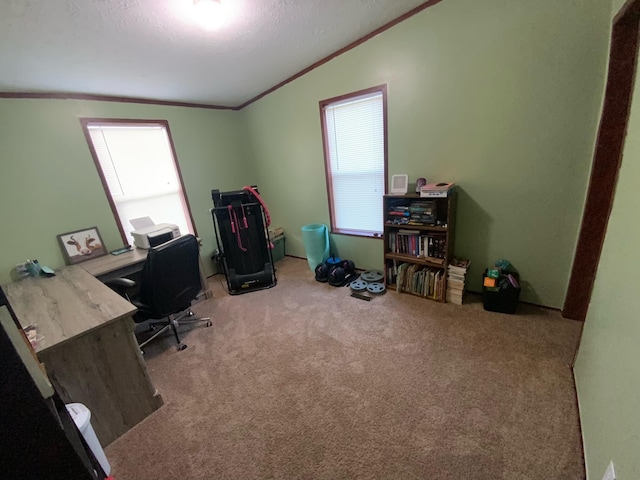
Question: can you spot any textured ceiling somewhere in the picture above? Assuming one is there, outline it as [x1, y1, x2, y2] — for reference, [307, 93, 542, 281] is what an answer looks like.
[0, 0, 429, 108]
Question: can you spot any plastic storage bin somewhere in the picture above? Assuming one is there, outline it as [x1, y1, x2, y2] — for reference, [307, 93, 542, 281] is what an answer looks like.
[272, 236, 285, 262]
[482, 271, 520, 314]
[66, 403, 111, 475]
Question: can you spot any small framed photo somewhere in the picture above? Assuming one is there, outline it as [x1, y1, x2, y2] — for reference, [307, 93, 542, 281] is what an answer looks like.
[57, 226, 107, 265]
[390, 174, 409, 194]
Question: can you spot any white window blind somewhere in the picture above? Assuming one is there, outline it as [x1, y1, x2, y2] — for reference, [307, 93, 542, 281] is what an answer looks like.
[323, 90, 385, 235]
[86, 123, 194, 246]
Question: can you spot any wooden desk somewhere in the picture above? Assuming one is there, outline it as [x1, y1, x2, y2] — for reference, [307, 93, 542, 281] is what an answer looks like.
[81, 246, 212, 299]
[3, 267, 164, 446]
[81, 247, 148, 282]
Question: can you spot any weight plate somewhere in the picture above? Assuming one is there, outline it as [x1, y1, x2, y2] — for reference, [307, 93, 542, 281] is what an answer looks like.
[361, 270, 384, 283]
[326, 255, 342, 266]
[350, 279, 368, 291]
[366, 282, 386, 294]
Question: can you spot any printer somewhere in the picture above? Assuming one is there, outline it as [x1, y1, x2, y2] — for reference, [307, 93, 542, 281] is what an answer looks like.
[131, 223, 181, 249]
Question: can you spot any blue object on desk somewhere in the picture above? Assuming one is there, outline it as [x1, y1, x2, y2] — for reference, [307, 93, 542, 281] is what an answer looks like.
[26, 260, 42, 277]
[40, 265, 56, 277]
[110, 246, 132, 256]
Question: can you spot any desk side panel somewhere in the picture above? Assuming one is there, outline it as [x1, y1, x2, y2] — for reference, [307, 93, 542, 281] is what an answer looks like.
[41, 316, 163, 447]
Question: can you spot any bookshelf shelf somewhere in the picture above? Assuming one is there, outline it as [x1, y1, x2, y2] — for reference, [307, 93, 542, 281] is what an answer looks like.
[383, 252, 445, 268]
[384, 223, 448, 233]
[383, 192, 457, 302]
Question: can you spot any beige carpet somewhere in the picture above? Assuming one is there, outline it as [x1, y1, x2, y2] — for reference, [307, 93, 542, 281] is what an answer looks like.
[105, 256, 584, 480]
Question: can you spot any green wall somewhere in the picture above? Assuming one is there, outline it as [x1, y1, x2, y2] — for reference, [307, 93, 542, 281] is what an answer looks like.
[574, 1, 640, 478]
[0, 1, 630, 476]
[241, 0, 610, 307]
[0, 99, 249, 283]
[0, 0, 612, 308]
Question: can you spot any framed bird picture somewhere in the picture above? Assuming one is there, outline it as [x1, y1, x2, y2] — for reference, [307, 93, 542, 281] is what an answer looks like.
[57, 226, 107, 265]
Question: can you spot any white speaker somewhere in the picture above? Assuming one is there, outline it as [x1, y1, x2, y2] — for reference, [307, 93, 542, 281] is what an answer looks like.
[390, 174, 408, 194]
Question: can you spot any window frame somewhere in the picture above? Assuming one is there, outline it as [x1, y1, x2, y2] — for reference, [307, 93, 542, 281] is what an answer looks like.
[319, 84, 388, 238]
[80, 118, 197, 245]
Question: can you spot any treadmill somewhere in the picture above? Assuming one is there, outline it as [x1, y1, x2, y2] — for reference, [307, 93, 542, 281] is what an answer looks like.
[211, 186, 277, 294]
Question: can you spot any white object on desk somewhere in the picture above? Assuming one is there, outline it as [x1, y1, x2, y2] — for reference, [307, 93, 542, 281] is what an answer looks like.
[129, 216, 155, 230]
[131, 223, 181, 249]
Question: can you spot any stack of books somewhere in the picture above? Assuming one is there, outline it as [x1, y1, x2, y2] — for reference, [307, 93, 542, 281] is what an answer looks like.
[386, 205, 410, 225]
[446, 258, 470, 305]
[408, 200, 437, 225]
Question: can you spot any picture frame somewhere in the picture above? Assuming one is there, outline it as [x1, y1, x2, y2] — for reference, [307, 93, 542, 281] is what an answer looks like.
[390, 174, 409, 194]
[57, 226, 107, 265]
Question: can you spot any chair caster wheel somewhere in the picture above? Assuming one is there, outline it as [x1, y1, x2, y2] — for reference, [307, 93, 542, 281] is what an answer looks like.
[177, 343, 187, 351]
[206, 320, 213, 327]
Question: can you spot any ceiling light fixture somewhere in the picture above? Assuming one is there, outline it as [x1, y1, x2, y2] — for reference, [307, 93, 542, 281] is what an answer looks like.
[192, 0, 227, 29]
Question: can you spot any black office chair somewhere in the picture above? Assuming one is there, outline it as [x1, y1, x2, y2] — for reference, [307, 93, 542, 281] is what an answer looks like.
[106, 234, 212, 352]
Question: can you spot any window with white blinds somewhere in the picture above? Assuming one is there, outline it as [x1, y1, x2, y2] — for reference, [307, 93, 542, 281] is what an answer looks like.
[82, 120, 195, 247]
[321, 86, 387, 236]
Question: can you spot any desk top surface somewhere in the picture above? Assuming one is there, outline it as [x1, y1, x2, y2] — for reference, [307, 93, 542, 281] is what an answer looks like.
[80, 247, 148, 277]
[3, 266, 136, 353]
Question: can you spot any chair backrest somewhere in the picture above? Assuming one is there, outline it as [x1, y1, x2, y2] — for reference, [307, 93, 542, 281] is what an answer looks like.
[138, 234, 201, 317]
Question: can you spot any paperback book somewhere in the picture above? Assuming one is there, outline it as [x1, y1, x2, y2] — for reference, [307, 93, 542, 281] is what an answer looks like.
[446, 257, 470, 305]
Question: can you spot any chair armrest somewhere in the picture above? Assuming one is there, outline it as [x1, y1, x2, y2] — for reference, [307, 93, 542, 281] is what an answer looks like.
[104, 277, 137, 289]
[104, 278, 137, 299]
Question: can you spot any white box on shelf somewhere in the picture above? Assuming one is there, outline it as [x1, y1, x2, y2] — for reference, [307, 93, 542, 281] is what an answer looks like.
[420, 182, 455, 198]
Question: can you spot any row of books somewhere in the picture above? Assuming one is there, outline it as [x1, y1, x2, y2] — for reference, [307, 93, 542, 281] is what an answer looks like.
[387, 262, 445, 300]
[446, 258, 470, 305]
[386, 200, 437, 226]
[388, 231, 446, 259]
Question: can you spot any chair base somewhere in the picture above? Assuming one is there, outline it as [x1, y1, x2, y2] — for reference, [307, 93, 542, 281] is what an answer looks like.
[138, 308, 211, 353]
